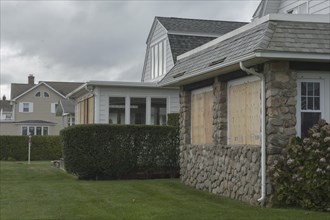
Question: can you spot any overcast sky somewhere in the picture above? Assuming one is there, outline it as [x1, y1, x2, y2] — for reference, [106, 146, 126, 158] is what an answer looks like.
[0, 0, 261, 98]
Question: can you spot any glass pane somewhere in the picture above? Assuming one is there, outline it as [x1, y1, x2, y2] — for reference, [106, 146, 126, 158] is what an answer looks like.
[301, 97, 306, 110]
[36, 127, 42, 135]
[301, 112, 321, 137]
[307, 97, 313, 110]
[151, 98, 167, 125]
[29, 127, 35, 135]
[307, 83, 313, 96]
[314, 97, 320, 110]
[43, 127, 48, 136]
[301, 82, 306, 96]
[22, 127, 28, 136]
[314, 82, 320, 96]
[130, 98, 146, 124]
[109, 97, 125, 125]
[44, 92, 49, 97]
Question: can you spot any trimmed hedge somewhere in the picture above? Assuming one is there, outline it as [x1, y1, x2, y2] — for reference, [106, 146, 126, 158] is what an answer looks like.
[0, 136, 62, 161]
[60, 124, 179, 180]
[167, 113, 180, 127]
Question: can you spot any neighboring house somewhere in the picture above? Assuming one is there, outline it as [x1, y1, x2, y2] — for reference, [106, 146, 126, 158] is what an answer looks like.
[159, 7, 329, 205]
[56, 99, 76, 127]
[0, 96, 13, 121]
[69, 17, 247, 125]
[0, 75, 83, 135]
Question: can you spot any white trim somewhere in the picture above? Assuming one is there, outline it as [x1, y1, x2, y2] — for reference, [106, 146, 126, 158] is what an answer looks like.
[296, 71, 330, 136]
[125, 96, 130, 125]
[178, 13, 330, 60]
[13, 82, 65, 101]
[146, 96, 151, 125]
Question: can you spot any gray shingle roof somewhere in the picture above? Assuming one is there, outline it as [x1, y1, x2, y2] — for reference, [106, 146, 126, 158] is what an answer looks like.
[11, 81, 83, 99]
[157, 17, 247, 35]
[0, 100, 12, 112]
[15, 120, 55, 124]
[168, 34, 216, 63]
[160, 20, 330, 86]
[11, 84, 35, 99]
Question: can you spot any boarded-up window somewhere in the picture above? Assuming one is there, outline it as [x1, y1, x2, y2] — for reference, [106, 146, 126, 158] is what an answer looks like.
[77, 96, 94, 124]
[191, 87, 213, 145]
[228, 78, 261, 145]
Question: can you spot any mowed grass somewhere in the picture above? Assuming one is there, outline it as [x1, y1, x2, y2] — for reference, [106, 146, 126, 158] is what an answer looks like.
[0, 162, 329, 220]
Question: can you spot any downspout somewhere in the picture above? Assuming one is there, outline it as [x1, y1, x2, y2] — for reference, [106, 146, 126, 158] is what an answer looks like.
[239, 62, 266, 204]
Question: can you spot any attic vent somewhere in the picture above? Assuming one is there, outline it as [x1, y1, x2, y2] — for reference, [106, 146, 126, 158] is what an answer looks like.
[208, 57, 226, 67]
[173, 71, 186, 78]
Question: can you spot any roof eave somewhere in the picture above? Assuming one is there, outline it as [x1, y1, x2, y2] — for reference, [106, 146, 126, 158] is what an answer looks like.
[160, 51, 330, 87]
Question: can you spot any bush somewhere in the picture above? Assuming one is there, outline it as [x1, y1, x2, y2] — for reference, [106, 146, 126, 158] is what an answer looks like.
[60, 124, 179, 180]
[0, 136, 62, 161]
[272, 120, 330, 211]
[167, 113, 180, 127]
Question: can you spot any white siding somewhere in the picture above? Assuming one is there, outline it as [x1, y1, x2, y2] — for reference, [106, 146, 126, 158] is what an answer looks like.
[96, 86, 179, 124]
[142, 21, 174, 83]
[278, 0, 329, 14]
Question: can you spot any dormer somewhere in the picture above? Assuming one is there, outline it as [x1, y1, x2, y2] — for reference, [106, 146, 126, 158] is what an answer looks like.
[141, 17, 247, 83]
[253, 0, 330, 19]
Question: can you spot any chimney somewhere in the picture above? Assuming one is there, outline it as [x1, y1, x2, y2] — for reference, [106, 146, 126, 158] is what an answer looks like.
[2, 95, 6, 101]
[28, 74, 35, 85]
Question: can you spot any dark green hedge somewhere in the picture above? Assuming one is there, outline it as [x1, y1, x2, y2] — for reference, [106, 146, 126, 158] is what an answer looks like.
[60, 124, 179, 180]
[167, 113, 180, 127]
[0, 136, 62, 161]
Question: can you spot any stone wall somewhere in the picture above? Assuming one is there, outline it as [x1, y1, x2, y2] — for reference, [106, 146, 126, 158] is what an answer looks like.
[179, 77, 261, 205]
[264, 61, 297, 201]
[179, 61, 297, 205]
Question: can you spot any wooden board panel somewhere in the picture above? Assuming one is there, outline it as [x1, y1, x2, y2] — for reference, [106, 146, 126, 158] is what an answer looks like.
[88, 97, 95, 124]
[228, 80, 261, 145]
[191, 88, 213, 145]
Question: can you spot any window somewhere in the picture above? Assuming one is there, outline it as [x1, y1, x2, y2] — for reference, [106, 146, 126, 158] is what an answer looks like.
[19, 102, 33, 113]
[67, 116, 75, 126]
[297, 80, 324, 137]
[151, 98, 167, 125]
[51, 103, 58, 114]
[228, 77, 261, 145]
[151, 40, 166, 79]
[130, 98, 146, 124]
[35, 91, 41, 97]
[191, 87, 214, 145]
[287, 2, 308, 14]
[109, 97, 125, 124]
[22, 126, 49, 136]
[23, 103, 29, 112]
[44, 92, 49, 97]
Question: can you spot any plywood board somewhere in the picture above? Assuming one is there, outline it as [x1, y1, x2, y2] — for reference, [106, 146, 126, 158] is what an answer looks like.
[191, 88, 213, 145]
[228, 80, 261, 145]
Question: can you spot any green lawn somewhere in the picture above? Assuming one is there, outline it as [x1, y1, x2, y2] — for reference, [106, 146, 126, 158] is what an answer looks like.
[0, 162, 328, 220]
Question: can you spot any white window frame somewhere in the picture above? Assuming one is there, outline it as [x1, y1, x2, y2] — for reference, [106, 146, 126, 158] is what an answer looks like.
[51, 103, 58, 114]
[296, 72, 329, 137]
[19, 102, 33, 113]
[287, 1, 308, 14]
[21, 126, 49, 136]
[150, 39, 166, 80]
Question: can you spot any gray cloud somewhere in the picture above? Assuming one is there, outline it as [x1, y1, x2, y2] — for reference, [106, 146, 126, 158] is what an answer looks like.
[0, 1, 261, 97]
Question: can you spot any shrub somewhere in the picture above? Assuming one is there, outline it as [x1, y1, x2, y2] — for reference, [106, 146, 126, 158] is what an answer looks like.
[167, 113, 180, 127]
[272, 120, 330, 211]
[0, 136, 62, 161]
[60, 124, 179, 180]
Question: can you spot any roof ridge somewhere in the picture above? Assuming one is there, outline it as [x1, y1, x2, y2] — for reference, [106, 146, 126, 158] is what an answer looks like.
[156, 16, 247, 23]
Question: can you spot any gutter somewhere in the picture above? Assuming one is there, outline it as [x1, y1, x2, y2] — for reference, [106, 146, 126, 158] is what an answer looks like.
[239, 62, 266, 204]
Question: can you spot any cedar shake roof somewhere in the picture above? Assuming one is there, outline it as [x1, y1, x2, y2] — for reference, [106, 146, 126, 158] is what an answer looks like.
[160, 18, 330, 86]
